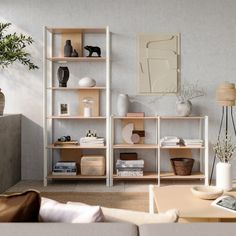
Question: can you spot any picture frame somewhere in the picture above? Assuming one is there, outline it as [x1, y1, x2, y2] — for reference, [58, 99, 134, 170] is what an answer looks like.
[58, 103, 70, 116]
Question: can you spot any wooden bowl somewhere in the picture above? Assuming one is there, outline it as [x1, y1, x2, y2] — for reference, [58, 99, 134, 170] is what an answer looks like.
[191, 186, 223, 200]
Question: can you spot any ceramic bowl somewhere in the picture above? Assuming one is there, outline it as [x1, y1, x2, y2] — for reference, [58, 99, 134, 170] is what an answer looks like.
[191, 186, 223, 200]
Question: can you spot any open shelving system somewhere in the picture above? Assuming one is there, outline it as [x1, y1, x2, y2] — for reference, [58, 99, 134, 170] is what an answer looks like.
[43, 26, 110, 186]
[110, 115, 209, 187]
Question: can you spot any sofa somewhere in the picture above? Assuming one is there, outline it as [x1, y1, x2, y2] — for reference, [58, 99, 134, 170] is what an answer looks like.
[0, 223, 236, 236]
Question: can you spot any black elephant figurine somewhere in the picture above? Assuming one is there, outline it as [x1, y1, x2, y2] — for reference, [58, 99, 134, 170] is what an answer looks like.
[84, 45, 101, 57]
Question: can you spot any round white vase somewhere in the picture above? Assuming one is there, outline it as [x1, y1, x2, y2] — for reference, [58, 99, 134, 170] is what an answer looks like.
[176, 100, 192, 117]
[216, 162, 232, 191]
[117, 94, 129, 116]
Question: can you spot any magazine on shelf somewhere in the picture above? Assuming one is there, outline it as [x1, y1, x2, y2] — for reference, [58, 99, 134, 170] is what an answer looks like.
[212, 195, 236, 213]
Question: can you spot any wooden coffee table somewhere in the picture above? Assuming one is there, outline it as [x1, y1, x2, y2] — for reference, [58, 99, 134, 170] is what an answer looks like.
[149, 185, 236, 222]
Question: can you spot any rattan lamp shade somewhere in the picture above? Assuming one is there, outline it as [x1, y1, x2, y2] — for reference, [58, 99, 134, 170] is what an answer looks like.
[216, 82, 236, 106]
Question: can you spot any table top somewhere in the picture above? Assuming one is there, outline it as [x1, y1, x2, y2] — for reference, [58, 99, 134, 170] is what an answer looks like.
[154, 185, 236, 219]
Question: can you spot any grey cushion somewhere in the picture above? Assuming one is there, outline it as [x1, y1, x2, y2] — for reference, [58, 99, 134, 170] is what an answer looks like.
[139, 223, 236, 236]
[0, 223, 138, 236]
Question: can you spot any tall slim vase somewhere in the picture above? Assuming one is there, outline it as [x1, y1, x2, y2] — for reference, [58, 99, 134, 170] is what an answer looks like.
[117, 94, 129, 116]
[0, 89, 5, 116]
[216, 162, 232, 191]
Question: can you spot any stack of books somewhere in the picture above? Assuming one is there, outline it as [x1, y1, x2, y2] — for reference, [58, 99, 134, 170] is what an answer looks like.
[116, 159, 144, 176]
[52, 161, 77, 175]
[80, 137, 105, 146]
[160, 136, 180, 147]
[183, 139, 203, 147]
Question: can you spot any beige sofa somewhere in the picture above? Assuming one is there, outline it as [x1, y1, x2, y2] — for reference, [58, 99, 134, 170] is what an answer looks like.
[0, 223, 236, 236]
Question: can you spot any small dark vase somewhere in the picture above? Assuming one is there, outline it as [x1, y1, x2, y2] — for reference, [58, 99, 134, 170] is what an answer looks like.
[57, 67, 70, 87]
[64, 40, 73, 57]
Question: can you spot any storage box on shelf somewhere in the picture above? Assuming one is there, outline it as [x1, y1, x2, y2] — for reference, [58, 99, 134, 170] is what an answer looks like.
[43, 26, 110, 186]
[110, 115, 208, 186]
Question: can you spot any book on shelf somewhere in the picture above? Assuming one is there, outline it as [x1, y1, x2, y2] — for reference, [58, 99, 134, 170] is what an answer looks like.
[116, 159, 144, 168]
[183, 139, 203, 146]
[80, 137, 105, 146]
[116, 170, 143, 177]
[54, 140, 79, 146]
[126, 112, 145, 117]
[54, 161, 77, 167]
[160, 136, 180, 147]
[52, 171, 77, 176]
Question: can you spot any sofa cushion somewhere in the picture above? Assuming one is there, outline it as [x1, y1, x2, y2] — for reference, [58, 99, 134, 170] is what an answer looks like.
[101, 207, 178, 225]
[40, 197, 104, 223]
[67, 201, 178, 225]
[0, 190, 41, 222]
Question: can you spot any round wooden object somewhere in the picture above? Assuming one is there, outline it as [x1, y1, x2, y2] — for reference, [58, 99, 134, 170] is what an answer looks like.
[216, 82, 236, 106]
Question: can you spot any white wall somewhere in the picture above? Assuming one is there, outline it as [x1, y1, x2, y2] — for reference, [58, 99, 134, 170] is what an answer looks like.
[1, 0, 236, 180]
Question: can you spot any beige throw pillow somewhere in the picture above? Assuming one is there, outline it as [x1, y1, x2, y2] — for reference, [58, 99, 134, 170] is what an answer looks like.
[40, 197, 104, 223]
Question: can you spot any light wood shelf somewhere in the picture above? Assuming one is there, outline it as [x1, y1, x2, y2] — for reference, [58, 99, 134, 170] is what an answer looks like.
[47, 28, 106, 34]
[113, 144, 159, 149]
[113, 116, 157, 120]
[161, 145, 205, 149]
[47, 57, 106, 62]
[47, 116, 106, 120]
[47, 173, 106, 180]
[48, 87, 106, 90]
[160, 116, 205, 120]
[113, 171, 157, 180]
[160, 172, 205, 180]
[47, 144, 107, 149]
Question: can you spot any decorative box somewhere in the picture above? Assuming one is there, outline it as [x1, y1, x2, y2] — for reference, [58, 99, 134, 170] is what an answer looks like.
[81, 155, 105, 176]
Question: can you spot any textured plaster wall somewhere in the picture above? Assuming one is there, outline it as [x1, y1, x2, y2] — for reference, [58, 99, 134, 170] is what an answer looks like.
[0, 0, 236, 179]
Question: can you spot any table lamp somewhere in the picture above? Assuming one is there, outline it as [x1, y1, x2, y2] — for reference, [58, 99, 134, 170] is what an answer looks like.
[210, 82, 236, 184]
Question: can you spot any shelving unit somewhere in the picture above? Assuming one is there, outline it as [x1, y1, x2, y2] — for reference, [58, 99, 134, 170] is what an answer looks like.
[43, 26, 110, 186]
[110, 115, 208, 186]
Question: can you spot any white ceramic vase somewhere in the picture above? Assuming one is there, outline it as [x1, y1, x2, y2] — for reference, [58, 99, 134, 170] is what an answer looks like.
[117, 94, 129, 116]
[176, 100, 192, 117]
[0, 89, 5, 116]
[216, 162, 232, 191]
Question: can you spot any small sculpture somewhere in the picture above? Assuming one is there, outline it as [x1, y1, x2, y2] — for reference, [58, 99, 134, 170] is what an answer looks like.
[84, 45, 101, 57]
[71, 49, 79, 57]
[78, 77, 96, 87]
[57, 66, 70, 87]
[64, 40, 73, 57]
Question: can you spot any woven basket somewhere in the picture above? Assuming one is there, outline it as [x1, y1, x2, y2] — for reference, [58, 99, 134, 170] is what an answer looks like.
[170, 158, 194, 176]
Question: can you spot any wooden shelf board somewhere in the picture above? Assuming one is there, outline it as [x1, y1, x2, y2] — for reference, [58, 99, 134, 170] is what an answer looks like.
[48, 87, 106, 90]
[160, 172, 205, 180]
[161, 145, 205, 149]
[47, 28, 106, 34]
[113, 144, 158, 149]
[113, 116, 157, 120]
[113, 172, 157, 180]
[47, 144, 107, 149]
[47, 173, 106, 180]
[160, 116, 205, 120]
[47, 57, 106, 62]
[47, 116, 106, 120]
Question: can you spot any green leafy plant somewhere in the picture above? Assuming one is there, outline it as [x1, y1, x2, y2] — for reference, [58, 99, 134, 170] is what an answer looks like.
[0, 22, 38, 70]
[213, 136, 236, 163]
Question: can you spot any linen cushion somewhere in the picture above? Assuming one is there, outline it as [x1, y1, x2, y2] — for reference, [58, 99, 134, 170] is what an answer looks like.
[40, 197, 104, 223]
[0, 190, 41, 222]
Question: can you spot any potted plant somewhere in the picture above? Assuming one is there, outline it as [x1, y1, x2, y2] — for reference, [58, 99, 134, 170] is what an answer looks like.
[0, 22, 38, 115]
[213, 136, 236, 191]
[176, 81, 205, 116]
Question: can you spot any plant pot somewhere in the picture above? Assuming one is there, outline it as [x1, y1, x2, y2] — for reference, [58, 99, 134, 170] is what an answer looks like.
[176, 100, 192, 117]
[170, 158, 194, 176]
[0, 89, 5, 116]
[216, 162, 232, 191]
[117, 94, 129, 116]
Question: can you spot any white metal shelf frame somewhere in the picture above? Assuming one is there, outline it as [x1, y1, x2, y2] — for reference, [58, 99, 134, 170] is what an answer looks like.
[43, 26, 111, 187]
[110, 116, 209, 186]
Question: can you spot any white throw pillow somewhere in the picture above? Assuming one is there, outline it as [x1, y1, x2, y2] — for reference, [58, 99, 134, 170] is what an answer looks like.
[67, 201, 178, 225]
[40, 197, 104, 223]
